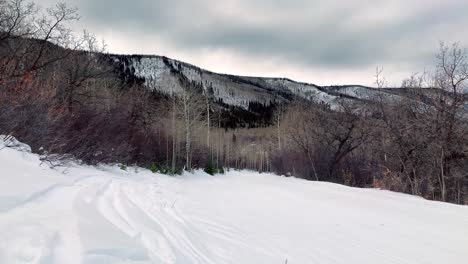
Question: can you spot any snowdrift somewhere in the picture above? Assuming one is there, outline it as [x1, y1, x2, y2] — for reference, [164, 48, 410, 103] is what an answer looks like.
[0, 138, 467, 264]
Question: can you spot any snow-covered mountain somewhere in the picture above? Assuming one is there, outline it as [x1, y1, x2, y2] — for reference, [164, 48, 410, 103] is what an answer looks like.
[1, 137, 468, 263]
[109, 54, 396, 110]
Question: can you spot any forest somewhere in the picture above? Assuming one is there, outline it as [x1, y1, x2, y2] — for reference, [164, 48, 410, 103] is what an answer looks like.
[1, 0, 467, 204]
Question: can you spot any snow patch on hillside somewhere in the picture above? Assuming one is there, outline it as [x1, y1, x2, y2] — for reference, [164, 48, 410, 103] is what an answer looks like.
[128, 57, 252, 109]
[1, 139, 467, 264]
[119, 56, 345, 110]
[265, 78, 340, 108]
[330, 86, 402, 103]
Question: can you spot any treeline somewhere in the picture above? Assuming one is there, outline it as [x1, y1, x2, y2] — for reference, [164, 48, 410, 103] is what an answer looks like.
[0, 0, 276, 174]
[0, 0, 167, 165]
[273, 47, 468, 204]
[0, 0, 466, 204]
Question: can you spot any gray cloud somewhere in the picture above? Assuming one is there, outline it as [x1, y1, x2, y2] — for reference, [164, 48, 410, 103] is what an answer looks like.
[42, 0, 468, 84]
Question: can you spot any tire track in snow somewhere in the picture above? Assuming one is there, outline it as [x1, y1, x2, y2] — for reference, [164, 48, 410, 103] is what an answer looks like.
[93, 178, 221, 264]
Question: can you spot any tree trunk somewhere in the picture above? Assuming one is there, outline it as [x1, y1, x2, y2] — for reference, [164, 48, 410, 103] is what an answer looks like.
[277, 112, 282, 151]
[440, 149, 447, 202]
[171, 97, 176, 173]
[206, 97, 210, 149]
[184, 100, 191, 170]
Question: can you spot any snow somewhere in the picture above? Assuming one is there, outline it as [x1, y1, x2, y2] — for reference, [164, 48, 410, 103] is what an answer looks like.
[332, 86, 402, 103]
[129, 56, 256, 109]
[1, 139, 468, 264]
[264, 78, 340, 108]
[120, 55, 345, 110]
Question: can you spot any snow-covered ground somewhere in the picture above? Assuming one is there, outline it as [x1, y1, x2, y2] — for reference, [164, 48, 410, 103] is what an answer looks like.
[0, 139, 467, 264]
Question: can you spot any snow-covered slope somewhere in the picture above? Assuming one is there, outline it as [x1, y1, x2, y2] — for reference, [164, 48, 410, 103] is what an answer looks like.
[110, 54, 448, 117]
[1, 139, 468, 264]
[112, 55, 380, 110]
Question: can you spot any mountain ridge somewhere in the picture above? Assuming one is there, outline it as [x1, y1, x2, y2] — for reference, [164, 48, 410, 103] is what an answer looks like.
[107, 53, 392, 111]
[107, 53, 336, 88]
[108, 53, 379, 91]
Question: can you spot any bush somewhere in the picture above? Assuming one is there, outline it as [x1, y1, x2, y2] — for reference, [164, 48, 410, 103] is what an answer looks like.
[145, 163, 182, 176]
[148, 162, 159, 173]
[119, 164, 127, 171]
[168, 166, 183, 176]
[204, 155, 225, 175]
[204, 155, 217, 175]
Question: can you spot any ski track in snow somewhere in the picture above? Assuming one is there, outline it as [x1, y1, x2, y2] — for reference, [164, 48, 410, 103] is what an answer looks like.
[1, 145, 468, 264]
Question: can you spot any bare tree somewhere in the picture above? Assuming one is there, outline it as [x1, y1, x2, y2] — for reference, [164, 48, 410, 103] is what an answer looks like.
[274, 103, 285, 151]
[432, 42, 468, 202]
[178, 81, 205, 170]
[52, 32, 108, 112]
[0, 0, 83, 84]
[371, 43, 467, 203]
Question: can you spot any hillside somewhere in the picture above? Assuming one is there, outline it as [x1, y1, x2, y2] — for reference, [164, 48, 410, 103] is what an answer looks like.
[109, 54, 398, 110]
[2, 34, 467, 205]
[0, 35, 438, 128]
[1, 138, 467, 264]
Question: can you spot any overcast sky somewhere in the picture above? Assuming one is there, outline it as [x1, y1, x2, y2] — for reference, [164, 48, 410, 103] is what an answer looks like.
[43, 0, 468, 86]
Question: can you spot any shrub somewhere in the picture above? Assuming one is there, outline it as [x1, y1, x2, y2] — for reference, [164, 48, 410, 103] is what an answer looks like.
[204, 155, 217, 175]
[148, 162, 159, 173]
[169, 166, 183, 176]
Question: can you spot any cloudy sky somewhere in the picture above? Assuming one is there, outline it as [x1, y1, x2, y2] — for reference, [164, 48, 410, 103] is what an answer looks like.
[43, 0, 468, 86]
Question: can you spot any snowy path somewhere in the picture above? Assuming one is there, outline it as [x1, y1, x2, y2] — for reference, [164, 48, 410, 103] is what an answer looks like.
[1, 145, 468, 263]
